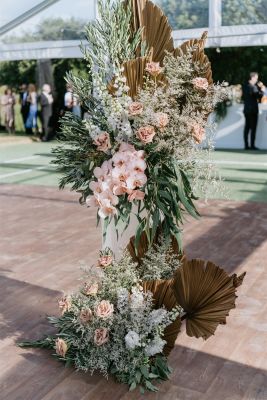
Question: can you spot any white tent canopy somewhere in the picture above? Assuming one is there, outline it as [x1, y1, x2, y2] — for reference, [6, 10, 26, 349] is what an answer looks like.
[0, 0, 267, 61]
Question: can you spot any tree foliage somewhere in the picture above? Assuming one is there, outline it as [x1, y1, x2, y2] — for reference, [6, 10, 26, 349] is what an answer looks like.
[3, 17, 86, 43]
[206, 47, 267, 85]
[155, 0, 208, 29]
[156, 0, 267, 29]
[222, 0, 267, 26]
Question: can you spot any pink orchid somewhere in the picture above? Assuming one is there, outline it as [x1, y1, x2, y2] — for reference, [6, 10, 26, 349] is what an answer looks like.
[112, 166, 129, 183]
[98, 199, 117, 218]
[99, 189, 119, 206]
[86, 195, 100, 208]
[113, 182, 129, 196]
[126, 173, 147, 190]
[129, 158, 147, 174]
[128, 190, 145, 202]
[89, 181, 102, 193]
[112, 152, 129, 169]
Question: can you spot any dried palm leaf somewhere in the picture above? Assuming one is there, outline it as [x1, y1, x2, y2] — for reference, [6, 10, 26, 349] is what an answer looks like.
[173, 259, 245, 339]
[127, 228, 182, 265]
[128, 0, 174, 63]
[174, 31, 213, 85]
[141, 1, 174, 63]
[143, 278, 181, 356]
[231, 271, 246, 288]
[123, 56, 148, 98]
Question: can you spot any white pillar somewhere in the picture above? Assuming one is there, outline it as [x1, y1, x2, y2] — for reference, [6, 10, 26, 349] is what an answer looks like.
[209, 0, 222, 47]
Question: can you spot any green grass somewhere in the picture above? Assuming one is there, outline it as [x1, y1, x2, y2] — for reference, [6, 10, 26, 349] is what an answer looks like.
[0, 142, 266, 203]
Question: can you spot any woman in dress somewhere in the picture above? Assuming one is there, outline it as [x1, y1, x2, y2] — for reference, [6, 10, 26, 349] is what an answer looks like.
[1, 88, 16, 134]
[25, 84, 38, 135]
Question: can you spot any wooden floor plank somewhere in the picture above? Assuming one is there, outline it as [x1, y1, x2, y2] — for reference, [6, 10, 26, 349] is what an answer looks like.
[1, 184, 267, 400]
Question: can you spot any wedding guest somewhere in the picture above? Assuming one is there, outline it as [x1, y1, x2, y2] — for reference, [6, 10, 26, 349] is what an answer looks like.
[64, 84, 73, 112]
[25, 84, 38, 135]
[243, 72, 265, 150]
[1, 88, 16, 134]
[64, 84, 81, 117]
[19, 83, 30, 129]
[40, 84, 54, 141]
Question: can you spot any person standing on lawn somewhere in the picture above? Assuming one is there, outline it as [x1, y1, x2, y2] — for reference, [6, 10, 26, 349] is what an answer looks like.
[1, 88, 16, 134]
[243, 72, 265, 150]
[25, 84, 38, 135]
[40, 84, 54, 142]
[19, 83, 30, 130]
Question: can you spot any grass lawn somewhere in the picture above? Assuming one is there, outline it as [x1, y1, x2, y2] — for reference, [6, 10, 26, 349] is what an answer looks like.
[0, 141, 266, 203]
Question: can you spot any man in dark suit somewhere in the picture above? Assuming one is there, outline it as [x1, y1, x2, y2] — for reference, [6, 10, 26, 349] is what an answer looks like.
[19, 84, 30, 130]
[40, 84, 54, 142]
[243, 72, 264, 150]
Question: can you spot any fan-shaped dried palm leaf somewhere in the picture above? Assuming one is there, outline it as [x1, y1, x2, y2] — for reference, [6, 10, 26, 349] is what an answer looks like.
[128, 0, 174, 63]
[143, 278, 181, 356]
[173, 259, 245, 339]
[127, 228, 182, 264]
[174, 32, 212, 85]
[231, 271, 246, 288]
[126, 0, 146, 34]
[123, 56, 148, 98]
[141, 1, 174, 63]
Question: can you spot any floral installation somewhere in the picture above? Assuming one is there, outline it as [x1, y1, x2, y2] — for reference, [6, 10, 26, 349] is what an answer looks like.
[52, 0, 227, 248]
[19, 0, 245, 395]
[21, 247, 181, 392]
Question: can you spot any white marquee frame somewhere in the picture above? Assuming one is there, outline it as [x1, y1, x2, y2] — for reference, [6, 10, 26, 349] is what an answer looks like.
[0, 0, 267, 61]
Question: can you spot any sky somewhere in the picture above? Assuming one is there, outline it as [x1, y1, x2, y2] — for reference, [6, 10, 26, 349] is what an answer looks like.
[0, 0, 96, 36]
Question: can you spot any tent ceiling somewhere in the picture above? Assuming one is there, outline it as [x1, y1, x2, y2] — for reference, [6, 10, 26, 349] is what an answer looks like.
[0, 0, 267, 61]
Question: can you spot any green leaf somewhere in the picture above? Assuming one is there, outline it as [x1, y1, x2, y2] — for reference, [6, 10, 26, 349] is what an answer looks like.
[129, 381, 137, 391]
[140, 365, 149, 379]
[134, 219, 146, 252]
[135, 370, 142, 384]
[145, 380, 158, 392]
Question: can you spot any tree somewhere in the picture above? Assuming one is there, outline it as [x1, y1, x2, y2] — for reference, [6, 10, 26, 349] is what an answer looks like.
[156, 0, 208, 29]
[205, 47, 267, 85]
[0, 17, 88, 94]
[3, 17, 86, 44]
[222, 0, 267, 26]
[156, 0, 267, 29]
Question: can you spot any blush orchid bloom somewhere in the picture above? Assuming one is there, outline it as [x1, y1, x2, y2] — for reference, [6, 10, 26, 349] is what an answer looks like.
[87, 142, 147, 217]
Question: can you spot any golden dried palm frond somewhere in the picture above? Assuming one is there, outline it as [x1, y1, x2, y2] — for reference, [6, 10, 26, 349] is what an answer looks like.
[127, 228, 182, 265]
[231, 271, 246, 288]
[143, 278, 181, 356]
[123, 56, 148, 98]
[174, 31, 213, 85]
[173, 259, 245, 339]
[129, 0, 174, 63]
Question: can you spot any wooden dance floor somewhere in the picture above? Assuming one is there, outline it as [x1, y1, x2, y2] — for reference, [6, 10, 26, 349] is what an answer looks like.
[0, 184, 267, 400]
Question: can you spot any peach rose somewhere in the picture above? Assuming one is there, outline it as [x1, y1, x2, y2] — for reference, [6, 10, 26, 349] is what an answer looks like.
[154, 112, 169, 130]
[192, 123, 205, 144]
[55, 338, 68, 358]
[79, 308, 93, 324]
[192, 77, 209, 91]
[98, 255, 113, 267]
[93, 132, 111, 153]
[94, 328, 109, 346]
[145, 62, 163, 77]
[128, 102, 143, 116]
[127, 190, 145, 202]
[95, 300, 114, 319]
[83, 282, 99, 296]
[136, 126, 156, 144]
[58, 296, 71, 315]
